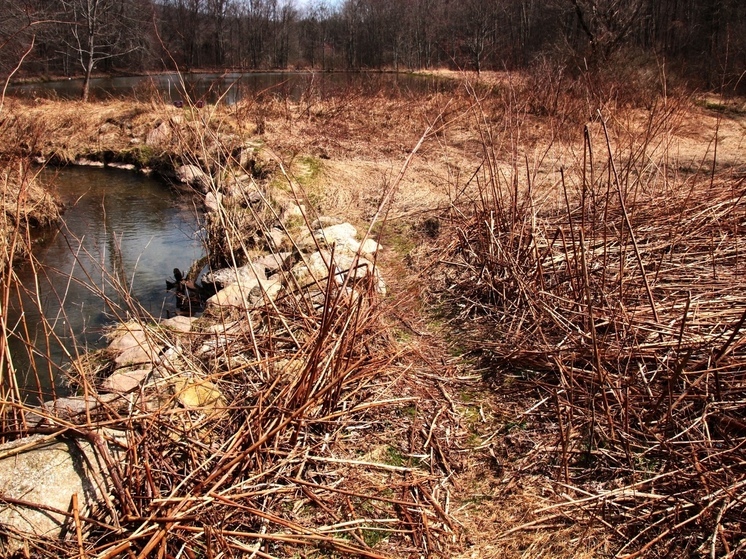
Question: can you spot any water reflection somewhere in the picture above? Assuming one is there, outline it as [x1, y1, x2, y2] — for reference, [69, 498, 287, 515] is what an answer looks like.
[9, 72, 450, 104]
[7, 166, 203, 397]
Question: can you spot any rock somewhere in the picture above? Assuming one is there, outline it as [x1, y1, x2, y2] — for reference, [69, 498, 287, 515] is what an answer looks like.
[310, 216, 343, 230]
[25, 394, 121, 427]
[204, 191, 223, 212]
[114, 342, 160, 367]
[290, 250, 386, 294]
[107, 162, 136, 171]
[107, 323, 161, 367]
[297, 222, 359, 253]
[265, 228, 288, 251]
[284, 203, 305, 221]
[39, 394, 120, 422]
[171, 378, 225, 410]
[247, 189, 263, 205]
[101, 368, 151, 393]
[146, 121, 171, 146]
[206, 277, 282, 309]
[202, 262, 266, 290]
[176, 164, 210, 192]
[290, 251, 335, 285]
[160, 315, 197, 333]
[0, 435, 111, 554]
[107, 324, 147, 352]
[252, 252, 293, 275]
[206, 321, 241, 334]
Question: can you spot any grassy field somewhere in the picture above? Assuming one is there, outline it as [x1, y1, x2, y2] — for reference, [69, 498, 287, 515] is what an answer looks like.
[0, 71, 745, 557]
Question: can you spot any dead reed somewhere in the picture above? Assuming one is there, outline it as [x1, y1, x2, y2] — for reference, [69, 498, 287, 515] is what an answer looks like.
[441, 96, 746, 557]
[0, 89, 460, 558]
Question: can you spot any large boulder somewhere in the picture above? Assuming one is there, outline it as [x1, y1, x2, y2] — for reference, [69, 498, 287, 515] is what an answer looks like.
[0, 435, 111, 554]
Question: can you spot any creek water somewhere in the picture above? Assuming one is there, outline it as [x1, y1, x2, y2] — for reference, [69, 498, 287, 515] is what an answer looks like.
[7, 166, 203, 398]
[9, 71, 449, 104]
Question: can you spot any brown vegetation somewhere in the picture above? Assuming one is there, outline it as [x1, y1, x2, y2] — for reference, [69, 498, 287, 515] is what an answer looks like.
[1, 70, 745, 557]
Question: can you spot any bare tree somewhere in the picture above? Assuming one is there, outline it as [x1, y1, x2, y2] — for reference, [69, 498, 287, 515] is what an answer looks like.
[60, 0, 149, 100]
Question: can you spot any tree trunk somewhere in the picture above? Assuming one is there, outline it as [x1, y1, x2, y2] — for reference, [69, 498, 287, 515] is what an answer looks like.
[81, 56, 94, 101]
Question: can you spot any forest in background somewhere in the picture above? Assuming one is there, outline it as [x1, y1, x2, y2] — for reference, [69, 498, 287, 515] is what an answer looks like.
[1, 0, 745, 96]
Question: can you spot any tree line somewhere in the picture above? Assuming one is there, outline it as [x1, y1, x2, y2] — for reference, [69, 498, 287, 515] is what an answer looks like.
[2, 0, 745, 98]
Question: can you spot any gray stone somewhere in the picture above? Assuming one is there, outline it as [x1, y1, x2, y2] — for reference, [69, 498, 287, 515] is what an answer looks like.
[0, 435, 111, 554]
[252, 252, 293, 275]
[247, 189, 263, 205]
[204, 191, 223, 212]
[290, 250, 334, 286]
[146, 121, 171, 146]
[310, 216, 343, 230]
[266, 228, 288, 251]
[290, 250, 386, 294]
[176, 165, 210, 191]
[207, 277, 282, 309]
[107, 325, 147, 352]
[297, 222, 359, 253]
[284, 203, 305, 221]
[114, 343, 160, 367]
[202, 263, 266, 289]
[39, 394, 120, 422]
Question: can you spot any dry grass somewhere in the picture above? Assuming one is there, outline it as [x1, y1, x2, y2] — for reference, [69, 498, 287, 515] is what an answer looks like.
[1, 72, 745, 557]
[436, 83, 746, 557]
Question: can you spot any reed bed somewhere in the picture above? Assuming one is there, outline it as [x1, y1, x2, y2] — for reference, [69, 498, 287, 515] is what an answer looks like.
[441, 102, 746, 557]
[0, 219, 457, 557]
[0, 91, 460, 557]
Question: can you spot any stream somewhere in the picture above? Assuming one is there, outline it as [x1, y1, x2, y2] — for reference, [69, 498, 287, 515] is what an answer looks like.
[7, 166, 203, 398]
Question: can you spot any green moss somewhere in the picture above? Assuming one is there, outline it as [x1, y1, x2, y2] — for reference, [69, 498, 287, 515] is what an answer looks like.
[362, 527, 388, 547]
[372, 219, 416, 257]
[385, 446, 405, 467]
[400, 405, 418, 419]
[298, 155, 323, 182]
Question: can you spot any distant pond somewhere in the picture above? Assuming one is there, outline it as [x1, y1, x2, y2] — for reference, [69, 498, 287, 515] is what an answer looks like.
[8, 72, 452, 104]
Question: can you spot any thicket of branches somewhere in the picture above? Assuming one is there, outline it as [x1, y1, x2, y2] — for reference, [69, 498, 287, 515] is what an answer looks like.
[1, 0, 745, 93]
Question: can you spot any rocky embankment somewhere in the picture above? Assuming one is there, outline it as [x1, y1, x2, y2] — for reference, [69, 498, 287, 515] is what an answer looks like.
[0, 103, 391, 552]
